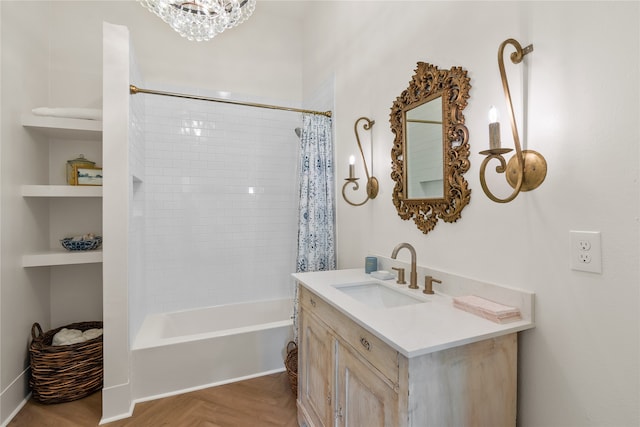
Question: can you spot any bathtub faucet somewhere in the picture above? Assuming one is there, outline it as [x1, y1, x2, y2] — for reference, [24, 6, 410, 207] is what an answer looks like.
[391, 242, 418, 289]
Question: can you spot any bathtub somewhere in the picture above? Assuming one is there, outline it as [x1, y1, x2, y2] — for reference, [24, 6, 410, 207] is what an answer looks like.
[131, 298, 294, 402]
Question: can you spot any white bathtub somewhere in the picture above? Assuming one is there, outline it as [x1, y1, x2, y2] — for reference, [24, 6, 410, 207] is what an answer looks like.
[131, 298, 294, 402]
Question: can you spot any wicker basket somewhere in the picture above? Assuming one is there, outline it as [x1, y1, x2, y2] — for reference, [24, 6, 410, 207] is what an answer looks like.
[285, 341, 298, 397]
[29, 321, 103, 404]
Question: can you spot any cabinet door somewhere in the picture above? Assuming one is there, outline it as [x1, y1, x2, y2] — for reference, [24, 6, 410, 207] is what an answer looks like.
[336, 342, 399, 427]
[299, 308, 335, 427]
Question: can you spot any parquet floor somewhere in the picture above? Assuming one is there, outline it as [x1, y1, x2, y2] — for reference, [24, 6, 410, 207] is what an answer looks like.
[8, 372, 298, 427]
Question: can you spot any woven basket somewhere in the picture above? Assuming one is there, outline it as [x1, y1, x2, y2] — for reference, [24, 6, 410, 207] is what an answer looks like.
[285, 341, 298, 397]
[29, 321, 103, 404]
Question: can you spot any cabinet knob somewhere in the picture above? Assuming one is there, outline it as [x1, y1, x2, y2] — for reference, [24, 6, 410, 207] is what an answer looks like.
[310, 298, 316, 307]
[360, 337, 371, 351]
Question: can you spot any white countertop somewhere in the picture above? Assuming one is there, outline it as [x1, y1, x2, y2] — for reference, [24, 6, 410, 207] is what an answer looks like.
[293, 268, 535, 358]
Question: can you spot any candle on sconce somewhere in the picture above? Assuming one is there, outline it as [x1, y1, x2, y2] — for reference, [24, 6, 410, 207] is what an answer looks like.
[348, 155, 356, 179]
[488, 106, 501, 150]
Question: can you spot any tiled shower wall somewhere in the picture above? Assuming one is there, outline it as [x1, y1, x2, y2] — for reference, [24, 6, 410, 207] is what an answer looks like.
[128, 49, 147, 340]
[142, 87, 302, 314]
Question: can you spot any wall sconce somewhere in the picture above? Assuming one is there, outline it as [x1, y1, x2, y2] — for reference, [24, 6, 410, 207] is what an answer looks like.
[342, 117, 379, 206]
[479, 38, 547, 203]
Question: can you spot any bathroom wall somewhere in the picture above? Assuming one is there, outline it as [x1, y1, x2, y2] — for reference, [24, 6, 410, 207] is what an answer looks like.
[46, 1, 304, 105]
[140, 89, 301, 316]
[128, 52, 147, 346]
[303, 2, 639, 426]
[0, 3, 53, 423]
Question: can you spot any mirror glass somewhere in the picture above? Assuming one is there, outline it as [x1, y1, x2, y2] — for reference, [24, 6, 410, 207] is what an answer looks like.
[389, 62, 471, 234]
[405, 97, 443, 199]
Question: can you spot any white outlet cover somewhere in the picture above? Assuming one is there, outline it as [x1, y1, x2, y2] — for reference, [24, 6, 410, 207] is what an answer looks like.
[570, 230, 602, 273]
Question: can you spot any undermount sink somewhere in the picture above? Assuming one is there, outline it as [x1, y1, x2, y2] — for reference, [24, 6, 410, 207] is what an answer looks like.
[334, 281, 426, 309]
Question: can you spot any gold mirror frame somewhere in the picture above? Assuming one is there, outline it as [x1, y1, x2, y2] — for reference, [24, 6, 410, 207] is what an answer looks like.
[390, 62, 471, 234]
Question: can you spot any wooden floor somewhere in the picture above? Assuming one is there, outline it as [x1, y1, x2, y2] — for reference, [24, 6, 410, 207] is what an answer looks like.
[9, 372, 298, 427]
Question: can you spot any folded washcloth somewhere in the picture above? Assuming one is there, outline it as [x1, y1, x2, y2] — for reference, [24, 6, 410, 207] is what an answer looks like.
[452, 295, 521, 324]
[52, 327, 103, 346]
[32, 107, 102, 121]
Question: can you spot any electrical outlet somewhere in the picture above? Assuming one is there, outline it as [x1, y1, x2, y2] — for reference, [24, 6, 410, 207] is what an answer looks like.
[570, 231, 602, 273]
[577, 240, 591, 251]
[578, 253, 592, 264]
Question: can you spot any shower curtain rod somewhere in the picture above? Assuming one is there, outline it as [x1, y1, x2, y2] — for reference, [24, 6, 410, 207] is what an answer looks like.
[129, 85, 332, 118]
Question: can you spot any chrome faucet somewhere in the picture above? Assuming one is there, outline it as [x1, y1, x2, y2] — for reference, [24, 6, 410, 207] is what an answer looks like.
[391, 242, 418, 289]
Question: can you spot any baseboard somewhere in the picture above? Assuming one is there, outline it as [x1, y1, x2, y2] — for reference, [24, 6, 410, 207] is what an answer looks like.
[99, 382, 134, 425]
[133, 367, 285, 405]
[0, 368, 30, 427]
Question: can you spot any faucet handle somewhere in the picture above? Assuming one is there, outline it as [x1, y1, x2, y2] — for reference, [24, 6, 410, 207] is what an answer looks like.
[391, 267, 406, 285]
[423, 276, 441, 295]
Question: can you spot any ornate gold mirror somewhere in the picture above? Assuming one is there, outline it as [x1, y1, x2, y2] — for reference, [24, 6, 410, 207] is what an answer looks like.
[390, 62, 471, 234]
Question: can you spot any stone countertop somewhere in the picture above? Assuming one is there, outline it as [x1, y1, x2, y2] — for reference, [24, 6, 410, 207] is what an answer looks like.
[292, 268, 534, 358]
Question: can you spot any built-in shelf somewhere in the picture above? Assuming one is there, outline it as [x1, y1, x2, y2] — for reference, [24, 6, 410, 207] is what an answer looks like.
[22, 185, 102, 198]
[22, 114, 102, 140]
[22, 249, 103, 267]
[20, 114, 104, 270]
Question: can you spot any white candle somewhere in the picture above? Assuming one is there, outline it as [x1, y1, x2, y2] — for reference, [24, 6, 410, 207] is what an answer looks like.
[488, 106, 501, 150]
[348, 155, 355, 179]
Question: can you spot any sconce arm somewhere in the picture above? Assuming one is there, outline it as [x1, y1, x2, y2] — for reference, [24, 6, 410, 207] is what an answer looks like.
[479, 150, 523, 203]
[498, 38, 531, 161]
[342, 179, 368, 206]
[354, 117, 375, 181]
[343, 117, 379, 206]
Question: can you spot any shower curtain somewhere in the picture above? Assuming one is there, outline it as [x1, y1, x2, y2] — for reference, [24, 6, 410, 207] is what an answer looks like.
[293, 113, 335, 344]
[296, 113, 336, 273]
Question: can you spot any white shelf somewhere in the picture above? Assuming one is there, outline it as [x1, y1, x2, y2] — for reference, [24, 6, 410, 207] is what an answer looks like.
[22, 185, 102, 198]
[23, 249, 103, 267]
[22, 114, 102, 140]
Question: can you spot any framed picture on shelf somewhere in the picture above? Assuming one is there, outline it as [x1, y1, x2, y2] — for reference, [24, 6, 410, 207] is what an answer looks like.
[74, 165, 103, 186]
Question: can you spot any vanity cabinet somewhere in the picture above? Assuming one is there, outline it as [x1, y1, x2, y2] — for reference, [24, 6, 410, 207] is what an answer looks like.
[297, 284, 518, 427]
[298, 285, 405, 427]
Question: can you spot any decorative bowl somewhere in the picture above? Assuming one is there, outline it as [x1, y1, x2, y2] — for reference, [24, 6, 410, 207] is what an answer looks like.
[60, 236, 102, 251]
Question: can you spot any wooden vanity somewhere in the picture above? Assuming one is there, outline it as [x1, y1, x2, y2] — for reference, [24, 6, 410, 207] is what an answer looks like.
[293, 268, 533, 427]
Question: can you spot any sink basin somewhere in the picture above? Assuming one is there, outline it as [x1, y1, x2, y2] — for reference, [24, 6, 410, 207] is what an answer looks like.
[334, 282, 425, 309]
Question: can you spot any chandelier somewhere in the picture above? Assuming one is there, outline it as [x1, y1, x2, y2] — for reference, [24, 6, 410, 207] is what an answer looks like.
[139, 0, 256, 42]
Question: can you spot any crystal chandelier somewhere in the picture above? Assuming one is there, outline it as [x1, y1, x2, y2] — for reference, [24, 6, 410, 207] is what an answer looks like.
[139, 0, 256, 42]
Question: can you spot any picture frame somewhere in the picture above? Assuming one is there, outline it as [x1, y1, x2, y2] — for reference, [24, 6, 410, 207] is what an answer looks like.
[74, 165, 103, 186]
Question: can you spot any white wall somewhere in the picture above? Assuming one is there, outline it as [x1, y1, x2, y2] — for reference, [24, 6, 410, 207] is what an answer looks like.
[46, 1, 304, 104]
[0, 3, 53, 424]
[303, 1, 639, 426]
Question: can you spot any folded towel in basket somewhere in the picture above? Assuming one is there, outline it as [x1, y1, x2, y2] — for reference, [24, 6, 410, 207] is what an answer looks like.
[52, 328, 103, 346]
[452, 295, 521, 324]
[32, 107, 102, 121]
